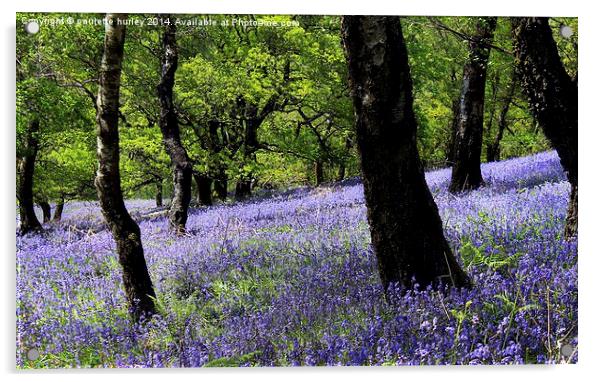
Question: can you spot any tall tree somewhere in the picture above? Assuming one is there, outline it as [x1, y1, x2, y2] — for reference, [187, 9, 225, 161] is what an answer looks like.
[512, 17, 578, 238]
[234, 92, 284, 200]
[95, 13, 156, 320]
[157, 15, 193, 233]
[193, 172, 212, 205]
[17, 119, 43, 234]
[449, 17, 497, 193]
[341, 16, 471, 292]
[486, 71, 517, 162]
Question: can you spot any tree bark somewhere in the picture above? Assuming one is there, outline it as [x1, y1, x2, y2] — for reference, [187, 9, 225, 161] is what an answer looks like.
[52, 198, 64, 222]
[342, 16, 471, 293]
[449, 17, 497, 193]
[157, 15, 192, 233]
[194, 172, 213, 206]
[17, 119, 43, 235]
[95, 13, 156, 321]
[315, 160, 324, 186]
[155, 180, 163, 207]
[566, 185, 577, 238]
[39, 201, 51, 223]
[511, 17, 578, 239]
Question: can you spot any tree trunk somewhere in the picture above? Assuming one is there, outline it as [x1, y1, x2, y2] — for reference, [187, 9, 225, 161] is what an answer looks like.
[155, 181, 163, 207]
[315, 160, 324, 186]
[235, 179, 252, 200]
[17, 119, 42, 235]
[341, 16, 471, 293]
[157, 15, 192, 234]
[52, 198, 64, 222]
[95, 13, 156, 321]
[214, 173, 228, 201]
[206, 120, 228, 201]
[486, 72, 517, 162]
[565, 185, 577, 238]
[512, 17, 578, 239]
[235, 117, 261, 200]
[449, 17, 497, 193]
[337, 136, 353, 181]
[194, 172, 213, 206]
[39, 201, 51, 223]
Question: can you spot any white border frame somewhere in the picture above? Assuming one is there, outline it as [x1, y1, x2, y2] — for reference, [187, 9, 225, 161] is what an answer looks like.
[3, 1, 599, 381]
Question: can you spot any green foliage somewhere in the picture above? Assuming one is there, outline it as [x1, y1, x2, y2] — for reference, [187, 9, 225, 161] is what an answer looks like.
[459, 240, 521, 273]
[403, 16, 556, 167]
[203, 351, 262, 367]
[17, 13, 99, 204]
[16, 13, 577, 201]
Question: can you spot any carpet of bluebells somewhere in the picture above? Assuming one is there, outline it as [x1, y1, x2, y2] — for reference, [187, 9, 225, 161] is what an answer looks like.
[16, 151, 577, 367]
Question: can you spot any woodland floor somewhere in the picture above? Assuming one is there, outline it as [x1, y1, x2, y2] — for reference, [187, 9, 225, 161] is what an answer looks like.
[16, 151, 577, 367]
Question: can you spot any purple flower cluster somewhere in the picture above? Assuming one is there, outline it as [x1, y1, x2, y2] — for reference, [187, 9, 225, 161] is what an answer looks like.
[16, 151, 577, 367]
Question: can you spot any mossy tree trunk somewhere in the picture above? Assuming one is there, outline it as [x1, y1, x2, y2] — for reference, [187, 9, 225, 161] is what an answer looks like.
[95, 13, 156, 321]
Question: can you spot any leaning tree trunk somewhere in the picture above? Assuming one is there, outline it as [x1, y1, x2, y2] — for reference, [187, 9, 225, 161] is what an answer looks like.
[17, 119, 42, 235]
[38, 200, 51, 223]
[512, 17, 578, 239]
[52, 197, 64, 222]
[341, 16, 471, 293]
[157, 15, 193, 233]
[95, 13, 156, 321]
[449, 17, 497, 193]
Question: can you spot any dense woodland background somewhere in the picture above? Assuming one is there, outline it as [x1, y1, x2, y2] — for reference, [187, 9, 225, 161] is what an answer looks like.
[16, 14, 577, 211]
